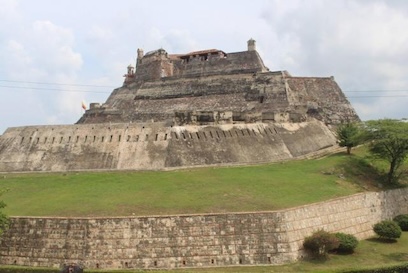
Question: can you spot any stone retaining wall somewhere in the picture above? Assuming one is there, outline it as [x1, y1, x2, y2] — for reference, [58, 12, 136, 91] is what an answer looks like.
[0, 188, 407, 270]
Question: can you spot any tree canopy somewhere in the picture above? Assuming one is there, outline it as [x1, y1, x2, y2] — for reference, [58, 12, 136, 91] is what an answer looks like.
[365, 119, 408, 184]
[336, 122, 362, 154]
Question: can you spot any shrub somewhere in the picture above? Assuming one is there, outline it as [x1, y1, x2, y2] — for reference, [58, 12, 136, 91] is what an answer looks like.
[373, 220, 402, 240]
[393, 214, 408, 231]
[303, 229, 339, 257]
[334, 232, 358, 253]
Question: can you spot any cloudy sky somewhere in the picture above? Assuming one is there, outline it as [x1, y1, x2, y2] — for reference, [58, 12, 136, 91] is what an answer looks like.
[1, 0, 408, 133]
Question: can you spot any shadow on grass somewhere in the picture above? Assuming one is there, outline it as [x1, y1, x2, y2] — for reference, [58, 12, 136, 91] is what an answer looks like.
[336, 154, 385, 190]
[329, 250, 355, 256]
[303, 255, 331, 265]
[367, 237, 399, 244]
[383, 252, 408, 262]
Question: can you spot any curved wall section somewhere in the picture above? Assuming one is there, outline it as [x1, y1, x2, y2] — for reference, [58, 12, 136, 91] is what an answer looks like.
[0, 188, 407, 270]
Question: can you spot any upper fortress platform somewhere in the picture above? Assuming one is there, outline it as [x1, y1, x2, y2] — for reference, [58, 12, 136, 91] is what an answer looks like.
[78, 39, 358, 126]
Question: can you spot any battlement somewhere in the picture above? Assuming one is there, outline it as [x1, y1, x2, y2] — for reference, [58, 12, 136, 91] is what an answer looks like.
[129, 47, 268, 82]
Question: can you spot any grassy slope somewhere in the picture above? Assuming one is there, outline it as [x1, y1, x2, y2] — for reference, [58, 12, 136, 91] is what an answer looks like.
[0, 147, 407, 272]
[0, 150, 376, 217]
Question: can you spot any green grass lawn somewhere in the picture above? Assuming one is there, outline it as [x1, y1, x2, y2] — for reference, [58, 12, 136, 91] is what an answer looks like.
[0, 147, 401, 217]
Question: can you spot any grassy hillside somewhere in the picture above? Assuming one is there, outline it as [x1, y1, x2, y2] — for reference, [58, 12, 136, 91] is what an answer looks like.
[0, 147, 404, 217]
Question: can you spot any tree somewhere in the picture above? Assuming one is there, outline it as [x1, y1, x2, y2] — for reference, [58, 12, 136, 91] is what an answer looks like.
[336, 122, 362, 154]
[0, 189, 9, 237]
[365, 119, 408, 184]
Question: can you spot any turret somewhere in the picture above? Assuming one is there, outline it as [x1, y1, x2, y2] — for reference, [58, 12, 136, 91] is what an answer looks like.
[247, 38, 256, 51]
[137, 48, 144, 60]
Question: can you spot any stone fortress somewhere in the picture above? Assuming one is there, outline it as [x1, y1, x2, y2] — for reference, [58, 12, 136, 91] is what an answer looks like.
[1, 40, 402, 271]
[0, 39, 358, 172]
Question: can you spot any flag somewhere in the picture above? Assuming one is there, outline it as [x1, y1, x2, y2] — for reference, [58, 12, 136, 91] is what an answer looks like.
[82, 101, 87, 110]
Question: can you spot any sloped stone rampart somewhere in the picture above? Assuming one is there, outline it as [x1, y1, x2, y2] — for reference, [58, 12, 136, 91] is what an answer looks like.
[0, 188, 407, 270]
[0, 120, 336, 172]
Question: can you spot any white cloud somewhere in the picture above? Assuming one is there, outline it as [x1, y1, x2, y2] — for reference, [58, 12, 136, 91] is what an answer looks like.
[88, 25, 114, 42]
[0, 12, 84, 132]
[261, 0, 408, 120]
[1, 0, 408, 134]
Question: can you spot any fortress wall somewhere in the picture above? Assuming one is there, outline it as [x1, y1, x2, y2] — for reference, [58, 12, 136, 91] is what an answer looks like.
[164, 121, 336, 167]
[1, 188, 407, 270]
[84, 72, 289, 125]
[134, 73, 257, 99]
[133, 50, 266, 82]
[0, 123, 170, 172]
[0, 120, 336, 172]
[173, 51, 267, 78]
[286, 77, 359, 123]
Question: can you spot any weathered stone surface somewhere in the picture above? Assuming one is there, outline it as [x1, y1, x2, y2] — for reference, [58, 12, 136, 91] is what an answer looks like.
[1, 188, 407, 270]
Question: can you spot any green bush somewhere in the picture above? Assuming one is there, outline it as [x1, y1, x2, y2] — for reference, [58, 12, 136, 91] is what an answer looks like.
[303, 229, 339, 257]
[373, 220, 402, 240]
[334, 232, 359, 253]
[393, 214, 408, 231]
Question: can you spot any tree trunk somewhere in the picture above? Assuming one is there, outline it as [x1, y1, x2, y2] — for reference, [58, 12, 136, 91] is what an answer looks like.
[388, 160, 396, 184]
